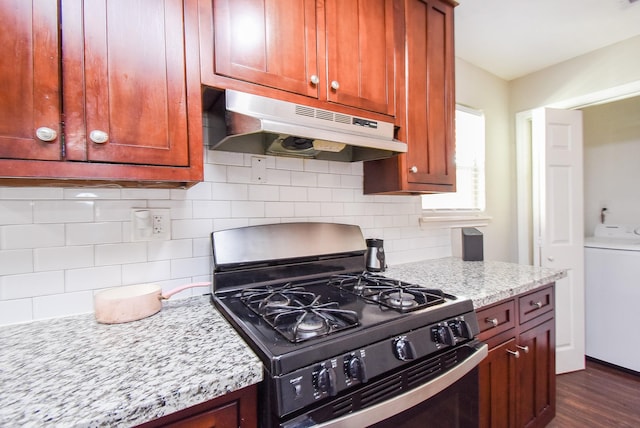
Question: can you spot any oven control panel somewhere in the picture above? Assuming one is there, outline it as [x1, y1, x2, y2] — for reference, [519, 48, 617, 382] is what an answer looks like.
[275, 312, 480, 417]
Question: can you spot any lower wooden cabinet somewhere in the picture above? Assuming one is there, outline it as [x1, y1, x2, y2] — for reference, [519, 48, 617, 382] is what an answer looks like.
[476, 284, 556, 428]
[136, 384, 257, 428]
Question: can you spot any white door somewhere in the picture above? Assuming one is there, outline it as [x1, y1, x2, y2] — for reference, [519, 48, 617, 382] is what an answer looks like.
[531, 107, 585, 374]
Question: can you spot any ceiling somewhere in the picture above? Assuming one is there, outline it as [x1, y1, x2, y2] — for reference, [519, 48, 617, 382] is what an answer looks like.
[454, 0, 640, 81]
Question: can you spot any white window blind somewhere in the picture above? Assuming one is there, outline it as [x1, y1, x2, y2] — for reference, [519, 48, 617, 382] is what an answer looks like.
[422, 105, 485, 212]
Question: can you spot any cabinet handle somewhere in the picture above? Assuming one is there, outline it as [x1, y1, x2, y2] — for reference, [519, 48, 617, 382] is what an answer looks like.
[310, 74, 320, 85]
[330, 80, 340, 90]
[409, 166, 418, 173]
[506, 349, 520, 359]
[531, 301, 543, 309]
[90, 130, 109, 144]
[35, 127, 58, 142]
[517, 345, 529, 354]
[485, 317, 499, 327]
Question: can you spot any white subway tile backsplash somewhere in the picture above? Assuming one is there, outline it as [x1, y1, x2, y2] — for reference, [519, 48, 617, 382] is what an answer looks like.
[122, 260, 171, 285]
[33, 200, 94, 223]
[95, 242, 147, 266]
[291, 171, 318, 187]
[65, 265, 122, 292]
[121, 188, 171, 200]
[0, 187, 63, 200]
[64, 188, 122, 200]
[248, 185, 279, 201]
[0, 298, 33, 325]
[94, 200, 146, 222]
[265, 201, 295, 218]
[170, 256, 210, 279]
[193, 201, 230, 219]
[66, 222, 123, 246]
[0, 200, 33, 224]
[211, 183, 248, 201]
[1, 224, 65, 249]
[303, 159, 330, 173]
[171, 219, 214, 239]
[227, 165, 252, 183]
[0, 270, 64, 299]
[32, 291, 94, 320]
[0, 249, 33, 275]
[34, 245, 94, 271]
[148, 239, 193, 261]
[317, 173, 341, 188]
[0, 152, 450, 325]
[231, 201, 265, 218]
[275, 156, 303, 171]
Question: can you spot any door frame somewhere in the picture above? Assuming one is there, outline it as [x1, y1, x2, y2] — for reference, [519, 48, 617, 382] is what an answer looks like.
[516, 80, 640, 265]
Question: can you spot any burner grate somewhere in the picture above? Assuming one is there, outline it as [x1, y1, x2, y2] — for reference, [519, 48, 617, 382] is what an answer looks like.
[329, 272, 446, 312]
[238, 283, 359, 342]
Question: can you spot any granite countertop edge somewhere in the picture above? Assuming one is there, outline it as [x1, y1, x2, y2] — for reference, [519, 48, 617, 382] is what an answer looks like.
[0, 257, 566, 427]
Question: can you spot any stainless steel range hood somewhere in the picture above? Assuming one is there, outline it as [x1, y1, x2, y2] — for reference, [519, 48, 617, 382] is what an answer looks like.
[203, 89, 406, 162]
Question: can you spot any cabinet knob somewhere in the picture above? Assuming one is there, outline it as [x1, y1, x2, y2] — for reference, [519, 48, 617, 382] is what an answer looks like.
[330, 80, 340, 90]
[35, 127, 58, 142]
[531, 301, 543, 309]
[89, 130, 109, 144]
[310, 74, 320, 85]
[485, 317, 499, 327]
[409, 166, 418, 173]
[506, 349, 520, 359]
[517, 345, 530, 354]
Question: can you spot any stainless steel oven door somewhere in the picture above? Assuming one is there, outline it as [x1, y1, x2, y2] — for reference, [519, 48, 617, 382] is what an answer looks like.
[316, 342, 488, 428]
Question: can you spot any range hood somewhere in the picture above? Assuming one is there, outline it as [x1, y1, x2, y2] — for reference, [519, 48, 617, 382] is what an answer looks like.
[203, 89, 406, 162]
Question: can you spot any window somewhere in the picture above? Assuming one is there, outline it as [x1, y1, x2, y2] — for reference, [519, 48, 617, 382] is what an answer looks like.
[422, 105, 485, 213]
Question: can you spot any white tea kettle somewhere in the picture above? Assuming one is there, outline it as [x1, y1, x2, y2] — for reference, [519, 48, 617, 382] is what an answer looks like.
[365, 238, 386, 272]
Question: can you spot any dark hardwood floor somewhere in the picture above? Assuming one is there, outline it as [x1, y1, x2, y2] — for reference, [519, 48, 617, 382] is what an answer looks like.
[547, 359, 640, 427]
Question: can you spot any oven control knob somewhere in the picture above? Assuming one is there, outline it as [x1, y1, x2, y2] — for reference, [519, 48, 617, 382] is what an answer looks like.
[345, 356, 368, 383]
[393, 336, 416, 361]
[315, 367, 338, 396]
[433, 325, 456, 346]
[450, 319, 474, 340]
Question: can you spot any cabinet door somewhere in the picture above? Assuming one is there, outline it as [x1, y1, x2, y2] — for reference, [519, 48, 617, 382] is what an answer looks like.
[324, 0, 396, 116]
[211, 0, 318, 98]
[518, 318, 556, 428]
[404, 0, 455, 188]
[63, 0, 190, 166]
[479, 338, 518, 428]
[0, 0, 61, 161]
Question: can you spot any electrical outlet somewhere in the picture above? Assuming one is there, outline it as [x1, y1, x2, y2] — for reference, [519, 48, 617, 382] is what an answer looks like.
[131, 208, 171, 241]
[251, 156, 267, 183]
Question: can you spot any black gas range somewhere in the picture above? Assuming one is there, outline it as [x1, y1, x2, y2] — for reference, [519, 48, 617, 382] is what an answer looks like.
[211, 223, 487, 428]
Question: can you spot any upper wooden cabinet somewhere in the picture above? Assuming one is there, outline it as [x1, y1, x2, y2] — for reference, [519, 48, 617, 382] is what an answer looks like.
[0, 0, 203, 187]
[0, 0, 61, 161]
[363, 0, 456, 194]
[199, 0, 398, 117]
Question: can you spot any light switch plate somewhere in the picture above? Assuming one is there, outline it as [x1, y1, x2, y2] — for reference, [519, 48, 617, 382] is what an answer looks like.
[131, 208, 171, 241]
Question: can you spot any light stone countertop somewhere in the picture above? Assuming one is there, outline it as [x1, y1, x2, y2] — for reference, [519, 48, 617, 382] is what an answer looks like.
[0, 296, 262, 428]
[0, 257, 565, 427]
[385, 257, 567, 308]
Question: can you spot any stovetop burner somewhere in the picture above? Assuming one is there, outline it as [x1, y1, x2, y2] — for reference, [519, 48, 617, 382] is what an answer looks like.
[329, 272, 446, 312]
[239, 283, 359, 342]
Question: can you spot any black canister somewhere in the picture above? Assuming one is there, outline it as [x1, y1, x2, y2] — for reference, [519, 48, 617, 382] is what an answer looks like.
[365, 238, 386, 272]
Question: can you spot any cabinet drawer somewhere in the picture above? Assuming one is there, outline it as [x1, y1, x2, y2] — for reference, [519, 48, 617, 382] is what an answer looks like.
[518, 286, 554, 325]
[476, 300, 516, 341]
[164, 401, 237, 428]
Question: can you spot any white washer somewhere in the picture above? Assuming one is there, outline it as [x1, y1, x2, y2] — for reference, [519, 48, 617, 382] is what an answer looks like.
[584, 224, 640, 373]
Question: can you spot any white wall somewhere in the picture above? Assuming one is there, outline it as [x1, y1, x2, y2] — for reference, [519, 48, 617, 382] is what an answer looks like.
[0, 152, 452, 326]
[455, 58, 514, 262]
[582, 96, 640, 234]
[510, 35, 640, 113]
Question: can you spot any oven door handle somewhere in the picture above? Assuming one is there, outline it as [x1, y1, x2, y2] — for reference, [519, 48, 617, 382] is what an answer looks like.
[315, 342, 489, 428]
